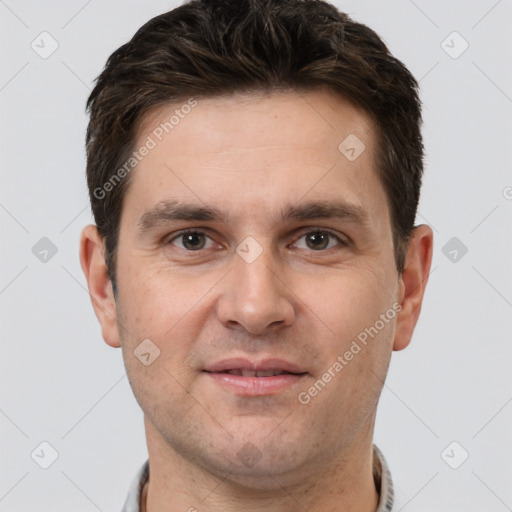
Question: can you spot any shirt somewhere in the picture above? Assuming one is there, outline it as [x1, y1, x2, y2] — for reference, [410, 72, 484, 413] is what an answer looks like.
[121, 444, 394, 511]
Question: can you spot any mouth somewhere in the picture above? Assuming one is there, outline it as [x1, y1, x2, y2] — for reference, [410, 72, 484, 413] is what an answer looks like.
[202, 358, 308, 396]
[208, 369, 303, 377]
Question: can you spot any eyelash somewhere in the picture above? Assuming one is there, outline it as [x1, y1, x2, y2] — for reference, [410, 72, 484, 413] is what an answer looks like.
[166, 228, 347, 252]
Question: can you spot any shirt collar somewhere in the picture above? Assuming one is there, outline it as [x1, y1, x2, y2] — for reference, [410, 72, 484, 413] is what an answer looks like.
[373, 444, 395, 512]
[121, 444, 394, 511]
[121, 459, 149, 512]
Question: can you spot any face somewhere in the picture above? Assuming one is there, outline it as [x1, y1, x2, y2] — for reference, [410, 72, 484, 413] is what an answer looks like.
[95, 89, 407, 484]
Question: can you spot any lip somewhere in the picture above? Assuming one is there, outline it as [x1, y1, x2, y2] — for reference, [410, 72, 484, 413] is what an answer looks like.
[202, 358, 308, 397]
[203, 357, 306, 374]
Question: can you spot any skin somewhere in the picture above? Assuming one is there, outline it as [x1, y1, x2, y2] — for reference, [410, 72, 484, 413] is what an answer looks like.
[80, 87, 433, 512]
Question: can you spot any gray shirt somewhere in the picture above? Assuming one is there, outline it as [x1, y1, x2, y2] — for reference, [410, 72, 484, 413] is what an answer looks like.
[121, 444, 394, 511]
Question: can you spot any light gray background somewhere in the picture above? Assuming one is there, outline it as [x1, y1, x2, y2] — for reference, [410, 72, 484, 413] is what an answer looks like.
[1, 0, 511, 510]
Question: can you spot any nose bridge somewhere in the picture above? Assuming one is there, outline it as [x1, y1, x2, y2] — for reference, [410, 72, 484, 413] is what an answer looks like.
[216, 236, 295, 333]
[235, 240, 279, 297]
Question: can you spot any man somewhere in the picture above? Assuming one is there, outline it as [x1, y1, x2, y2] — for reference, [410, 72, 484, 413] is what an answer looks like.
[79, 0, 433, 510]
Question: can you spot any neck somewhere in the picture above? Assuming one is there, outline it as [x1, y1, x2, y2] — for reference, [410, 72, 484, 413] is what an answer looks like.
[141, 417, 379, 512]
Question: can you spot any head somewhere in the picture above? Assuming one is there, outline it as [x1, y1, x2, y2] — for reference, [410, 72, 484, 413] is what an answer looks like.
[80, 0, 432, 490]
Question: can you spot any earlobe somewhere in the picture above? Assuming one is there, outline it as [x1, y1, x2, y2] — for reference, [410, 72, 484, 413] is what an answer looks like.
[393, 224, 434, 351]
[79, 224, 121, 348]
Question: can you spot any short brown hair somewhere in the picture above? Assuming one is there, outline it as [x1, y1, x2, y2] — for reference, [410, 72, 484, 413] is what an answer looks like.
[86, 0, 424, 295]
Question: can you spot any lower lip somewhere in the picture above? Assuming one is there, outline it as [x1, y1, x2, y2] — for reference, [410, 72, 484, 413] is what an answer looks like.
[203, 372, 307, 396]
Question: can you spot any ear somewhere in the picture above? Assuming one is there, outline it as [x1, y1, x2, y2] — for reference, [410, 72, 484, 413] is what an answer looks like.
[393, 224, 434, 351]
[79, 224, 121, 348]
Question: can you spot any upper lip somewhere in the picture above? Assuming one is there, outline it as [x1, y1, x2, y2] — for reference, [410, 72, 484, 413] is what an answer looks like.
[203, 358, 307, 374]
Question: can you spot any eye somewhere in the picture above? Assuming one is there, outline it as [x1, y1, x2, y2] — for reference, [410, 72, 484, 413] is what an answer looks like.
[293, 230, 345, 251]
[168, 231, 216, 251]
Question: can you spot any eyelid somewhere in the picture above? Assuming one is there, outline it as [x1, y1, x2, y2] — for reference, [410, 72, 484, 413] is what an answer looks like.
[293, 226, 346, 240]
[166, 227, 348, 251]
[166, 229, 217, 249]
[291, 227, 348, 249]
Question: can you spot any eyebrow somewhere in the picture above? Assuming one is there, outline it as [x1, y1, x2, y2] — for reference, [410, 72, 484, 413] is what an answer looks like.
[136, 199, 370, 233]
[281, 200, 369, 225]
[137, 201, 228, 232]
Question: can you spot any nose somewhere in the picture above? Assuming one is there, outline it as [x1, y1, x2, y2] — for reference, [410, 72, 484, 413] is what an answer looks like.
[215, 245, 296, 335]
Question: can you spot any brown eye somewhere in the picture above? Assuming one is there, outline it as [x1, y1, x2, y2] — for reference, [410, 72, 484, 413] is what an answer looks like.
[305, 232, 329, 250]
[294, 230, 344, 251]
[169, 231, 213, 251]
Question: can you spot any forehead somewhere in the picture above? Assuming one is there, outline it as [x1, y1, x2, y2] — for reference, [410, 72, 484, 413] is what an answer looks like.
[122, 88, 388, 229]
[138, 87, 376, 157]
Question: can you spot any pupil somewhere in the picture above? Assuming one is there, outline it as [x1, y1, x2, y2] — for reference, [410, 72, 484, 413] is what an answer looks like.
[183, 232, 204, 250]
[307, 232, 328, 250]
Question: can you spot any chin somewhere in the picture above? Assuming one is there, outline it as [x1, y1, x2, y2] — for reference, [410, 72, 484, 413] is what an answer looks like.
[206, 452, 306, 493]
[199, 428, 310, 485]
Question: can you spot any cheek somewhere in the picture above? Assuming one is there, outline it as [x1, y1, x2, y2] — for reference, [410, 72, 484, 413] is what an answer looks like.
[117, 263, 203, 334]
[116, 265, 221, 388]
[302, 276, 396, 425]
[303, 267, 397, 348]
[297, 266, 398, 410]
[115, 278, 200, 421]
